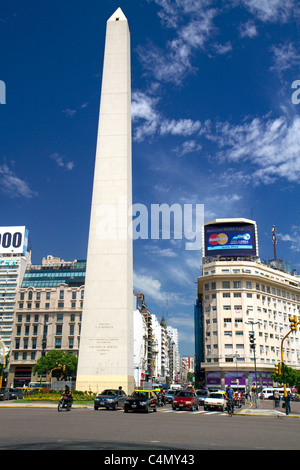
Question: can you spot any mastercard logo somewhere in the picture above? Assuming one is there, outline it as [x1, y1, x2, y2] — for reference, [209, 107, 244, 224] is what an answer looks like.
[208, 233, 228, 246]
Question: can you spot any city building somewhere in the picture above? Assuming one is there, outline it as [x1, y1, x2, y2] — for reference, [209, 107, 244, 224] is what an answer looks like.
[0, 226, 31, 355]
[167, 326, 180, 383]
[7, 257, 85, 387]
[195, 218, 300, 390]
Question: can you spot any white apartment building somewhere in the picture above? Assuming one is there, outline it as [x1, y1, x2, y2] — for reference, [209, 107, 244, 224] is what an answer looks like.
[198, 259, 300, 390]
[0, 226, 31, 355]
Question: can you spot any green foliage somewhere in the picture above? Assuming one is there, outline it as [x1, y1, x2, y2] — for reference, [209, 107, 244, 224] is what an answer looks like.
[24, 389, 95, 402]
[271, 363, 300, 392]
[33, 350, 77, 380]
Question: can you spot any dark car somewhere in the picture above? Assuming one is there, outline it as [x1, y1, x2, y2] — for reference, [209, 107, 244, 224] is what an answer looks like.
[124, 390, 157, 413]
[0, 388, 9, 401]
[165, 389, 178, 404]
[172, 390, 199, 411]
[94, 389, 127, 410]
[8, 388, 24, 400]
[196, 389, 210, 406]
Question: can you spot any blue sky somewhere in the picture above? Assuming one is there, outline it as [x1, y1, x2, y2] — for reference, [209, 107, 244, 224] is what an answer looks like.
[1, 0, 300, 356]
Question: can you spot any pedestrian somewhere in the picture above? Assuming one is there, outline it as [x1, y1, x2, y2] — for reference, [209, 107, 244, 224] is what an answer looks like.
[287, 391, 291, 415]
[273, 390, 280, 408]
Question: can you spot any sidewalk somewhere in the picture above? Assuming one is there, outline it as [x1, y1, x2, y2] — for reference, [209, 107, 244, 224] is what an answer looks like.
[237, 398, 300, 418]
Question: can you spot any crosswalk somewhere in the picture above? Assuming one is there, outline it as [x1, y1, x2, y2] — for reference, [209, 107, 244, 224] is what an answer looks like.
[157, 408, 228, 416]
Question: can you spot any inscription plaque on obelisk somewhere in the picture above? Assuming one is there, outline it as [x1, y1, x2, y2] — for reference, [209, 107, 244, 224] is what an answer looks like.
[76, 7, 134, 393]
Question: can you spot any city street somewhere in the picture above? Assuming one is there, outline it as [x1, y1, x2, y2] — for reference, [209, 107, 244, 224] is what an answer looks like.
[1, 405, 300, 451]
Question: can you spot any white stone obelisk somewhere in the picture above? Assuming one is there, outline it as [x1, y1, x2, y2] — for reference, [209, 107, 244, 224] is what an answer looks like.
[76, 8, 134, 394]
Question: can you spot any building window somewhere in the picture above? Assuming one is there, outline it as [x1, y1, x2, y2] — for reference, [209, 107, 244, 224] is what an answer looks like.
[56, 324, 63, 335]
[55, 338, 61, 349]
[59, 290, 64, 300]
[233, 281, 241, 288]
[222, 281, 230, 289]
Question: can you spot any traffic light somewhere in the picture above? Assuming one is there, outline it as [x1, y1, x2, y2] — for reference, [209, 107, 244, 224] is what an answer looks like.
[275, 363, 281, 375]
[249, 331, 256, 350]
[63, 365, 66, 371]
[289, 316, 298, 331]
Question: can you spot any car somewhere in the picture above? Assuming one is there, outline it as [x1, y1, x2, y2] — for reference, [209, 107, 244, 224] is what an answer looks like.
[0, 388, 9, 401]
[94, 389, 127, 410]
[8, 388, 24, 400]
[172, 390, 199, 411]
[165, 389, 178, 403]
[196, 389, 210, 406]
[204, 391, 226, 412]
[124, 390, 157, 413]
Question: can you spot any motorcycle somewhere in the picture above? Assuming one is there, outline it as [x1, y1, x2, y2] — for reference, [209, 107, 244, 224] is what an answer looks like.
[58, 394, 72, 412]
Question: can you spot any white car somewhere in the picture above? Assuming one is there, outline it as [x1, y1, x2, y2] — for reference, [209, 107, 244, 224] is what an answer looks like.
[204, 391, 226, 412]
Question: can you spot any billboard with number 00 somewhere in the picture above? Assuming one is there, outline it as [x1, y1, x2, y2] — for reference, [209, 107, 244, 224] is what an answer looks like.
[0, 226, 29, 255]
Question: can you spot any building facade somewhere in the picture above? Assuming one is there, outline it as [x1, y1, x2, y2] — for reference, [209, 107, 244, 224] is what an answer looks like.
[7, 257, 85, 387]
[196, 218, 300, 390]
[0, 226, 31, 356]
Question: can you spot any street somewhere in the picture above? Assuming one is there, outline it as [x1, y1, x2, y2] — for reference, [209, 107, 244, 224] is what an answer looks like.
[1, 405, 300, 451]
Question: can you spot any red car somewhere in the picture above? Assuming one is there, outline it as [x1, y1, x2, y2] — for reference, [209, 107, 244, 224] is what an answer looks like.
[172, 390, 199, 411]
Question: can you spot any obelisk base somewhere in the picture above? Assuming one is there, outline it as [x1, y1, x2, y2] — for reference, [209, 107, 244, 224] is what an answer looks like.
[76, 375, 135, 395]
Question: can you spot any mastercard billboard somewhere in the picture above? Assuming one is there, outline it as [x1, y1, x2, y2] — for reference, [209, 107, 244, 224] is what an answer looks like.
[203, 218, 258, 258]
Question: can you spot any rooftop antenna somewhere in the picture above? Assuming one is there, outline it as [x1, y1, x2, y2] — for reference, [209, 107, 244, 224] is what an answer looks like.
[272, 225, 277, 260]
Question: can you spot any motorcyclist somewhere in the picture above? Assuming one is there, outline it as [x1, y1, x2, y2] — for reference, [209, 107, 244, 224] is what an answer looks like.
[63, 385, 72, 405]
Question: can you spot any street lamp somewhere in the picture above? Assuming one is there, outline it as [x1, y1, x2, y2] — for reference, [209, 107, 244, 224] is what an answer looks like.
[0, 339, 5, 388]
[39, 320, 52, 386]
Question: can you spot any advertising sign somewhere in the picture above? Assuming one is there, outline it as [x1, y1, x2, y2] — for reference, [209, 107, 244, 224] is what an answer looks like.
[204, 222, 257, 257]
[0, 226, 28, 255]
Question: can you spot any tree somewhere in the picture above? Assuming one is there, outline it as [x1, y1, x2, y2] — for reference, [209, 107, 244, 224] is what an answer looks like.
[271, 364, 300, 391]
[33, 350, 78, 380]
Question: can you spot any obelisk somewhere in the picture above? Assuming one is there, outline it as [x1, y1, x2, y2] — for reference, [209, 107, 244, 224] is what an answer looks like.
[76, 7, 134, 394]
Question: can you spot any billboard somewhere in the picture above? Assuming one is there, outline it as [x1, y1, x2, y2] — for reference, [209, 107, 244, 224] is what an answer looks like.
[204, 220, 257, 258]
[0, 226, 29, 255]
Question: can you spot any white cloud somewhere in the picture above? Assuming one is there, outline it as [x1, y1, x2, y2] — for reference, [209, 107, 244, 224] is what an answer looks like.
[206, 115, 300, 184]
[50, 153, 74, 171]
[270, 42, 300, 73]
[172, 140, 202, 156]
[278, 226, 300, 253]
[239, 20, 258, 38]
[132, 90, 203, 142]
[139, 1, 217, 84]
[160, 119, 202, 136]
[133, 272, 167, 303]
[0, 164, 38, 199]
[240, 0, 297, 23]
[62, 102, 89, 117]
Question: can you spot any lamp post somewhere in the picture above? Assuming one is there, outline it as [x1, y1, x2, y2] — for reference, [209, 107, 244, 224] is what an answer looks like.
[246, 321, 260, 406]
[0, 339, 5, 388]
[39, 320, 52, 386]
